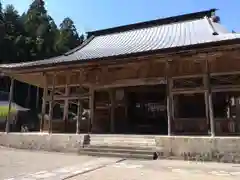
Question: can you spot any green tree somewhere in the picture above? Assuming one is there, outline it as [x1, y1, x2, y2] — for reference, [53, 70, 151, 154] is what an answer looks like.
[2, 5, 26, 63]
[24, 0, 58, 59]
[0, 0, 84, 109]
[55, 17, 84, 54]
[0, 2, 5, 62]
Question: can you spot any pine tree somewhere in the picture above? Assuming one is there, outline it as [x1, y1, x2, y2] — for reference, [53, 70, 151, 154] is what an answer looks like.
[0, 2, 5, 62]
[24, 0, 58, 59]
[55, 17, 84, 54]
[3, 5, 26, 62]
[0, 1, 84, 108]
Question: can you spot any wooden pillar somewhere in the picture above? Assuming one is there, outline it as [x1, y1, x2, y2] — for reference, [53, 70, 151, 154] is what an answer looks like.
[63, 75, 70, 132]
[25, 84, 31, 108]
[109, 89, 115, 133]
[48, 73, 56, 134]
[40, 74, 47, 132]
[89, 88, 95, 133]
[5, 78, 14, 133]
[236, 97, 240, 133]
[166, 61, 173, 136]
[36, 87, 39, 111]
[205, 59, 215, 136]
[208, 89, 215, 136]
[204, 76, 210, 132]
[76, 99, 83, 134]
[166, 78, 173, 136]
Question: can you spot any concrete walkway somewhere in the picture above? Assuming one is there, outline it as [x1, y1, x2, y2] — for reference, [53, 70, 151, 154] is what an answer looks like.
[1, 147, 240, 180]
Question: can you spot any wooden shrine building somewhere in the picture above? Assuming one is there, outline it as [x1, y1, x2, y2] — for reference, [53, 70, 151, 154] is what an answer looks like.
[1, 9, 240, 136]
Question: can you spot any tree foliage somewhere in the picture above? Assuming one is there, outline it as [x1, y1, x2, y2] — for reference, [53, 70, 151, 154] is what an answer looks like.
[56, 17, 84, 53]
[0, 0, 84, 107]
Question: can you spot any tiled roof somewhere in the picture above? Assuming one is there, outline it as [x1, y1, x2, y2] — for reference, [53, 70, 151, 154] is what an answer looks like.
[1, 9, 240, 69]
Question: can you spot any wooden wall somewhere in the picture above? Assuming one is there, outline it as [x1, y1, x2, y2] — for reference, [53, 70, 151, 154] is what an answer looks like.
[209, 50, 240, 74]
[12, 48, 240, 89]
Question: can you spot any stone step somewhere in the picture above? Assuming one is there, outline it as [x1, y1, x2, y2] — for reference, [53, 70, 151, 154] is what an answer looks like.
[89, 137, 156, 147]
[89, 136, 156, 141]
[89, 134, 156, 138]
[80, 146, 155, 154]
[88, 143, 156, 149]
[90, 138, 155, 142]
[83, 145, 156, 151]
[78, 150, 154, 160]
[89, 135, 155, 139]
[90, 139, 156, 142]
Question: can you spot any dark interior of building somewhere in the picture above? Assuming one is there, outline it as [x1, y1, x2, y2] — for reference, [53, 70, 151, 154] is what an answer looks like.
[126, 85, 167, 134]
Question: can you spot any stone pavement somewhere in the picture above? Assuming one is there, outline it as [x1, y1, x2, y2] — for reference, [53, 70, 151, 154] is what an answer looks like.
[1, 147, 240, 180]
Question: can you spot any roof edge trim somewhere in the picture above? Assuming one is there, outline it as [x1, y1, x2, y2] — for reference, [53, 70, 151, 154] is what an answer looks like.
[64, 35, 95, 56]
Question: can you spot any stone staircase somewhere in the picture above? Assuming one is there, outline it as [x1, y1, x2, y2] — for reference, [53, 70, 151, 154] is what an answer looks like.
[78, 134, 158, 160]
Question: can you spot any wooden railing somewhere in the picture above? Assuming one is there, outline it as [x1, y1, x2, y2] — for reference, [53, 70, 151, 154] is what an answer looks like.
[173, 118, 240, 135]
[215, 118, 240, 135]
[173, 118, 208, 135]
[43, 119, 90, 133]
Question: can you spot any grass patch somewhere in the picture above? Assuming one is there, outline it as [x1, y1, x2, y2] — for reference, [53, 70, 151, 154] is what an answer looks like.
[0, 106, 17, 117]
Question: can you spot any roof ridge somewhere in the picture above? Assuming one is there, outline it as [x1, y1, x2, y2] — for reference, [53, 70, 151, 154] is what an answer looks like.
[92, 17, 209, 37]
[88, 9, 217, 36]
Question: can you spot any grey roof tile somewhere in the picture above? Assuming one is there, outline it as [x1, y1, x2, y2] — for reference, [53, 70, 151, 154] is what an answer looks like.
[0, 16, 240, 69]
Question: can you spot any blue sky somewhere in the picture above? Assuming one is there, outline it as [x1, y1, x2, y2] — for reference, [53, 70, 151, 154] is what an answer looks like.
[2, 0, 240, 34]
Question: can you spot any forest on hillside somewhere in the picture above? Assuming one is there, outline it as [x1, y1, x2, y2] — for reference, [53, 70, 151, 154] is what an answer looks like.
[0, 0, 84, 109]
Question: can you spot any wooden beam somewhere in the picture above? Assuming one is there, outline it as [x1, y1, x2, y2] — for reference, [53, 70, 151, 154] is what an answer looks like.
[48, 83, 90, 89]
[172, 89, 206, 95]
[172, 74, 204, 80]
[50, 76, 166, 89]
[5, 78, 14, 133]
[212, 88, 240, 93]
[46, 93, 90, 101]
[94, 77, 166, 90]
[40, 74, 47, 132]
[172, 87, 205, 92]
[174, 118, 206, 121]
[210, 71, 240, 76]
[48, 73, 56, 134]
[212, 85, 240, 89]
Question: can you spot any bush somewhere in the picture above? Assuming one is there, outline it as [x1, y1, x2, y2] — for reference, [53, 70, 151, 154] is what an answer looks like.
[0, 106, 17, 117]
